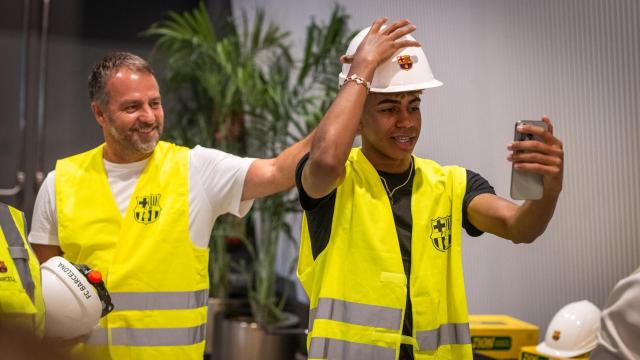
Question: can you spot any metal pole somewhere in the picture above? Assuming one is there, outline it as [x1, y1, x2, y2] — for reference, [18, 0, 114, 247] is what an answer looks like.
[0, 0, 31, 197]
[34, 0, 51, 188]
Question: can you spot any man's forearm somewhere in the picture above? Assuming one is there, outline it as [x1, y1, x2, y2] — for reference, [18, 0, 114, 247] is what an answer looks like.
[273, 130, 316, 189]
[302, 61, 378, 198]
[32, 244, 63, 263]
[241, 130, 315, 201]
[468, 190, 561, 244]
[306, 83, 371, 174]
[507, 193, 560, 243]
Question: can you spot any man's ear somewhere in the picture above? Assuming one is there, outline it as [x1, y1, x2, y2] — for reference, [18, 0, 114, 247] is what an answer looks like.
[91, 102, 106, 128]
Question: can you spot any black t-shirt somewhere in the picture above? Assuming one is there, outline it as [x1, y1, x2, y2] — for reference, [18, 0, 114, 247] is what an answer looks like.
[295, 153, 495, 360]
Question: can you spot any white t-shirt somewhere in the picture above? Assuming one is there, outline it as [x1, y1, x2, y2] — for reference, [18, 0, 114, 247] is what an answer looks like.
[28, 145, 255, 249]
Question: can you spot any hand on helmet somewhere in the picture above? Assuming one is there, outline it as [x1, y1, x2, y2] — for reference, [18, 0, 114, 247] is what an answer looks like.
[348, 18, 421, 78]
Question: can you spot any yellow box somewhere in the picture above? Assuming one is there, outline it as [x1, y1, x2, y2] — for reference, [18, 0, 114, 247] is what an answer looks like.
[519, 345, 590, 360]
[469, 314, 539, 359]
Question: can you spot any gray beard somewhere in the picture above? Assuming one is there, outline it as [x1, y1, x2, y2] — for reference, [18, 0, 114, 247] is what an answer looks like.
[106, 122, 159, 157]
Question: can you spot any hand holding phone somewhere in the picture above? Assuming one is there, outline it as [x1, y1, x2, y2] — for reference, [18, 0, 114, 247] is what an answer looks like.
[510, 120, 548, 200]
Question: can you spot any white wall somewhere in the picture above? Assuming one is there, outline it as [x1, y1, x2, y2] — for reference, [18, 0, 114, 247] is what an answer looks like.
[235, 0, 640, 338]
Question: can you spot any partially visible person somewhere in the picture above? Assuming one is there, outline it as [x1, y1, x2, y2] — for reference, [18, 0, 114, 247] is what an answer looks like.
[591, 267, 640, 359]
[0, 202, 45, 337]
[29, 52, 312, 359]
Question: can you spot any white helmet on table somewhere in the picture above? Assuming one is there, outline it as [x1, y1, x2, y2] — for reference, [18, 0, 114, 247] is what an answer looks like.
[338, 25, 443, 93]
[40, 256, 113, 339]
[536, 300, 601, 358]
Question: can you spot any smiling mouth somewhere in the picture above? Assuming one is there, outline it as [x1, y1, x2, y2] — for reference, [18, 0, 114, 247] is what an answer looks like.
[133, 127, 157, 134]
[392, 136, 415, 143]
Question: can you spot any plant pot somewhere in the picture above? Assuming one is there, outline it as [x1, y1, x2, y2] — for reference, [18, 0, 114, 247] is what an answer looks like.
[213, 311, 300, 360]
[205, 297, 249, 356]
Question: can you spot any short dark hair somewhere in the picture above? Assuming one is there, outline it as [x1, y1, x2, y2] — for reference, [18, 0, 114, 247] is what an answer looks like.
[88, 52, 154, 107]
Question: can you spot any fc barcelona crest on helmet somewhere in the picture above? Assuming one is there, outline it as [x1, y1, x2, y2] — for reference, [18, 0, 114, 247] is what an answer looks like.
[133, 194, 162, 225]
[430, 216, 452, 252]
[397, 55, 413, 70]
[0, 261, 7, 273]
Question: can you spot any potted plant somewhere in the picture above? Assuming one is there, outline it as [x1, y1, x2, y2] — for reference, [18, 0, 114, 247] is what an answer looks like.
[211, 8, 354, 360]
[144, 3, 292, 355]
[146, 3, 354, 359]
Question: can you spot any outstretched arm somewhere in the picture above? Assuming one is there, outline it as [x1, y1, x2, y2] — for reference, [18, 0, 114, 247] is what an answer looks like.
[241, 131, 315, 201]
[468, 116, 564, 243]
[302, 18, 420, 198]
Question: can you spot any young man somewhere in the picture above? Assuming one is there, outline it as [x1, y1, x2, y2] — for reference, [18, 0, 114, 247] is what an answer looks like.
[296, 18, 564, 359]
[29, 52, 312, 359]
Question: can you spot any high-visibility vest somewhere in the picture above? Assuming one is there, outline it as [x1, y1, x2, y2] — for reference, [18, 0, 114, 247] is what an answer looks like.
[298, 148, 472, 360]
[56, 141, 209, 360]
[0, 202, 45, 337]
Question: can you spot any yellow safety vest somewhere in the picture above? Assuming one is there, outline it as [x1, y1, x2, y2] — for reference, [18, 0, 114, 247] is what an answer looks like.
[0, 202, 45, 337]
[298, 148, 472, 360]
[56, 141, 209, 360]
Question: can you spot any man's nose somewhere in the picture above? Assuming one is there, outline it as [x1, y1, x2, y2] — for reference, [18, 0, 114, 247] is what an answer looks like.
[138, 104, 155, 123]
[396, 109, 413, 128]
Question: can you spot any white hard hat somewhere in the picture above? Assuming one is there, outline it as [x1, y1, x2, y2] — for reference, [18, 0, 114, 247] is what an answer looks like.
[338, 25, 443, 93]
[40, 256, 113, 339]
[536, 300, 601, 358]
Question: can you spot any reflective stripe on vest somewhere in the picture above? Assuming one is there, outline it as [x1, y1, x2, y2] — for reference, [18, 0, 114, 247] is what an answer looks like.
[111, 289, 209, 311]
[112, 324, 206, 346]
[308, 297, 402, 332]
[415, 322, 471, 351]
[86, 327, 108, 345]
[8, 246, 29, 260]
[86, 324, 206, 346]
[0, 203, 35, 302]
[309, 337, 396, 360]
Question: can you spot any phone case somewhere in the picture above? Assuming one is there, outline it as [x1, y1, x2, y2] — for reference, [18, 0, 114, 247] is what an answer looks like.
[510, 120, 548, 200]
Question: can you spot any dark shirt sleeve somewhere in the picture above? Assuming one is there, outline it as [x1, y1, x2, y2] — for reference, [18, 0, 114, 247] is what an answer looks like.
[462, 169, 496, 237]
[295, 153, 337, 211]
[295, 153, 336, 259]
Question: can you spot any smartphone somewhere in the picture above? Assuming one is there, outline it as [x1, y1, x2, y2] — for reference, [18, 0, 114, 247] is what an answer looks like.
[510, 120, 548, 200]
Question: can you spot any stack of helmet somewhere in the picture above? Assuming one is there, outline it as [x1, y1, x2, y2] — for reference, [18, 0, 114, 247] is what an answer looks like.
[537, 300, 601, 358]
[40, 256, 113, 339]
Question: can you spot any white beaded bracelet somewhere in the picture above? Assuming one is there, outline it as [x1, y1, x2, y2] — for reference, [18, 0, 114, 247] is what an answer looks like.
[341, 74, 371, 93]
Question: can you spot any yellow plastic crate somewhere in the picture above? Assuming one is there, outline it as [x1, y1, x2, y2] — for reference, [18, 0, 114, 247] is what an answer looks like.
[470, 314, 539, 359]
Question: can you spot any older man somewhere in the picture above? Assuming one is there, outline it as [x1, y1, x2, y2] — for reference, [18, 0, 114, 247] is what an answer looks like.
[29, 52, 312, 359]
